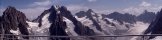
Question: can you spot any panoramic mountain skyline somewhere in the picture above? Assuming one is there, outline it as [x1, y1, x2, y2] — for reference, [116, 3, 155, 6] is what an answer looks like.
[0, 6, 161, 40]
[0, 0, 162, 19]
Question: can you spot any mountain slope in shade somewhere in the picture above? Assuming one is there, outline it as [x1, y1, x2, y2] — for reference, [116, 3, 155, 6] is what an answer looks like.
[107, 12, 136, 24]
[0, 6, 29, 39]
[105, 10, 156, 24]
[144, 9, 162, 39]
[137, 10, 156, 23]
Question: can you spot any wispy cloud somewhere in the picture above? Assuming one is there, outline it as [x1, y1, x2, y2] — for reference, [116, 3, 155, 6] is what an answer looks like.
[19, 7, 49, 19]
[87, 0, 97, 2]
[66, 4, 89, 14]
[139, 1, 151, 7]
[19, 0, 52, 19]
[121, 1, 162, 16]
[29, 0, 52, 7]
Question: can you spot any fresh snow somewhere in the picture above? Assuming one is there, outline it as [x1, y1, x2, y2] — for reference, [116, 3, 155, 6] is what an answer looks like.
[126, 21, 149, 40]
[128, 21, 149, 35]
[63, 17, 78, 36]
[10, 29, 20, 35]
[151, 36, 162, 40]
[10, 29, 22, 39]
[75, 16, 105, 35]
[27, 13, 51, 40]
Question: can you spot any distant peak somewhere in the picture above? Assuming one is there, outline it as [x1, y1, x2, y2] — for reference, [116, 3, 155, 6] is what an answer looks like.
[4, 6, 17, 12]
[49, 6, 56, 11]
[144, 10, 149, 13]
[7, 6, 16, 10]
[60, 6, 67, 11]
[87, 9, 93, 12]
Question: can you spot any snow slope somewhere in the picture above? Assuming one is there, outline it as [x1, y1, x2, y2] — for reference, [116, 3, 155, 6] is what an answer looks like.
[27, 13, 51, 40]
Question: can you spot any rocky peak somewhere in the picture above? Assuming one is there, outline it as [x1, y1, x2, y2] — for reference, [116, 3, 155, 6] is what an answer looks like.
[75, 9, 102, 31]
[137, 10, 156, 23]
[75, 11, 86, 18]
[107, 12, 136, 24]
[2, 6, 28, 30]
[86, 9, 95, 16]
[59, 6, 68, 11]
[4, 6, 17, 13]
[1, 6, 29, 39]
[144, 9, 162, 39]
[87, 9, 93, 13]
[48, 6, 57, 22]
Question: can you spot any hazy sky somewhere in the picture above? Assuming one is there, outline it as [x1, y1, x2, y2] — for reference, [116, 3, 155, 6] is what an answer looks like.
[0, 0, 162, 19]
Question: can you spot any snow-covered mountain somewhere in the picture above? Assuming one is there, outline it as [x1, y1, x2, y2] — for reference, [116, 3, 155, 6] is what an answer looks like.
[0, 6, 160, 40]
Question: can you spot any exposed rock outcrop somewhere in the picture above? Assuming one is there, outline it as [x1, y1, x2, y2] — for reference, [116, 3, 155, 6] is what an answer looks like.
[1, 6, 29, 40]
[144, 9, 162, 39]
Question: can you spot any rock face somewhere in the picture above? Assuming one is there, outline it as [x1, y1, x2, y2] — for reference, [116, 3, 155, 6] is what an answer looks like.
[144, 9, 162, 39]
[0, 16, 2, 34]
[137, 10, 156, 23]
[107, 12, 136, 24]
[0, 6, 29, 39]
[75, 9, 102, 31]
[105, 11, 156, 24]
[33, 6, 70, 40]
[59, 6, 95, 36]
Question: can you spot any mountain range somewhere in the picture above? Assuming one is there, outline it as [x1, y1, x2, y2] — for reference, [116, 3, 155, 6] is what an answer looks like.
[0, 6, 161, 40]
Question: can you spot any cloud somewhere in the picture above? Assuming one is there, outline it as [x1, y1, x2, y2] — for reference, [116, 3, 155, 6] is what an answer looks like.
[93, 9, 116, 14]
[19, 0, 52, 19]
[66, 5, 89, 14]
[29, 0, 52, 7]
[87, 0, 97, 2]
[18, 7, 49, 20]
[139, 1, 151, 7]
[120, 1, 162, 16]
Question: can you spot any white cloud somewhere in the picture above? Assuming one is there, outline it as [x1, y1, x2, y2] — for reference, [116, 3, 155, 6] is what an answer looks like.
[18, 7, 49, 20]
[120, 1, 162, 16]
[29, 0, 52, 7]
[122, 7, 146, 16]
[93, 9, 116, 14]
[20, 0, 52, 19]
[87, 0, 97, 2]
[139, 1, 151, 7]
[66, 5, 89, 14]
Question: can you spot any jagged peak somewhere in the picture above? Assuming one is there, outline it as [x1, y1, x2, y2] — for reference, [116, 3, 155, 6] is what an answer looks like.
[60, 6, 68, 11]
[87, 9, 93, 12]
[7, 6, 17, 10]
[3, 6, 27, 18]
[144, 10, 148, 13]
[4, 6, 18, 13]
[49, 6, 56, 11]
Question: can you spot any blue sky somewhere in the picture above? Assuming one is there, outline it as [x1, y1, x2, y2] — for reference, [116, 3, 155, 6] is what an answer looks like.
[0, 0, 162, 19]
